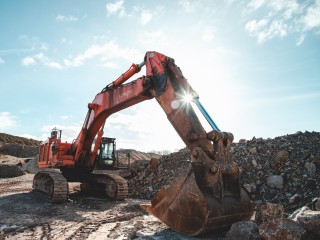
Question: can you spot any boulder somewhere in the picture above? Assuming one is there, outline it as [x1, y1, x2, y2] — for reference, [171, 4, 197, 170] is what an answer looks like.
[266, 175, 283, 189]
[0, 164, 26, 178]
[305, 162, 316, 177]
[149, 158, 159, 176]
[297, 210, 320, 237]
[255, 203, 285, 225]
[259, 219, 307, 240]
[225, 221, 260, 240]
[249, 147, 257, 155]
[288, 206, 310, 221]
[270, 150, 289, 170]
[20, 158, 39, 174]
[312, 198, 320, 211]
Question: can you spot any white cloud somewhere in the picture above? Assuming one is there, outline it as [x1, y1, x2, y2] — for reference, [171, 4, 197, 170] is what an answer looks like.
[34, 53, 63, 69]
[247, 0, 266, 11]
[0, 57, 4, 64]
[106, 0, 126, 16]
[21, 57, 36, 66]
[303, 0, 320, 30]
[281, 1, 300, 20]
[56, 15, 78, 22]
[22, 53, 63, 69]
[46, 61, 63, 69]
[140, 10, 152, 25]
[0, 112, 16, 131]
[261, 20, 287, 43]
[243, 0, 320, 44]
[64, 41, 142, 67]
[21, 41, 141, 70]
[245, 19, 268, 33]
[106, 1, 156, 25]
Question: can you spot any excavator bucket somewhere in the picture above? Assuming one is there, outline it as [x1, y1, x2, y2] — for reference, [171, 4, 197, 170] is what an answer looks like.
[141, 145, 254, 236]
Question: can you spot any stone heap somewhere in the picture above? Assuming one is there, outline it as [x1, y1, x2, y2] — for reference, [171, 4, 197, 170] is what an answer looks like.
[234, 131, 320, 213]
[0, 133, 40, 158]
[127, 131, 320, 239]
[128, 131, 320, 214]
[128, 148, 191, 199]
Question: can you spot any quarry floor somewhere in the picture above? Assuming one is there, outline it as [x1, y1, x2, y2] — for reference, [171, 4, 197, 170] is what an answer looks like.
[0, 174, 225, 240]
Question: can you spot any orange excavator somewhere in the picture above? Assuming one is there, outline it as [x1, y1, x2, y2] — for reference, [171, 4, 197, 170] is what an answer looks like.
[33, 51, 253, 236]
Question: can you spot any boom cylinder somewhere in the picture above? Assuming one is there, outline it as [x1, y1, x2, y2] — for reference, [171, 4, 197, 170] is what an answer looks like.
[111, 61, 145, 87]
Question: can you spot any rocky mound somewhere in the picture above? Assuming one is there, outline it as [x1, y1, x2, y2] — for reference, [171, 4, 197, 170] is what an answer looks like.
[0, 143, 39, 158]
[128, 131, 320, 214]
[128, 148, 191, 199]
[0, 133, 40, 146]
[117, 149, 161, 165]
[0, 164, 26, 178]
[235, 131, 320, 213]
[0, 133, 40, 158]
[0, 155, 34, 178]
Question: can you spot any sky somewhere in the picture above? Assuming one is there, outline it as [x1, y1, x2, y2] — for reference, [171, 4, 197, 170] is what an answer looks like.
[0, 0, 320, 152]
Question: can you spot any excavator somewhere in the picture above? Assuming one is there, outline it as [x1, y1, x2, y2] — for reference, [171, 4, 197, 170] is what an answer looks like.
[33, 51, 253, 236]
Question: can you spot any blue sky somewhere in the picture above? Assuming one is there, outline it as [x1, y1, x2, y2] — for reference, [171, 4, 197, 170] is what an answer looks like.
[0, 0, 320, 152]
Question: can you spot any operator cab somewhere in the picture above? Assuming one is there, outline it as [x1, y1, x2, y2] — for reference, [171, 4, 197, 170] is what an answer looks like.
[99, 137, 116, 166]
[95, 137, 130, 170]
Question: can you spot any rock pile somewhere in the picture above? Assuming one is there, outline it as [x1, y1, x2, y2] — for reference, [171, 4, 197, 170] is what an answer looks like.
[0, 133, 40, 146]
[128, 131, 320, 214]
[0, 143, 39, 158]
[225, 202, 320, 239]
[128, 148, 191, 199]
[127, 130, 320, 239]
[234, 131, 320, 213]
[0, 164, 26, 178]
[0, 133, 40, 158]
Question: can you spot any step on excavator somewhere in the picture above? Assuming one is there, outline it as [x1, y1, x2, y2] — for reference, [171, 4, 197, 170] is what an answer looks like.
[33, 51, 254, 236]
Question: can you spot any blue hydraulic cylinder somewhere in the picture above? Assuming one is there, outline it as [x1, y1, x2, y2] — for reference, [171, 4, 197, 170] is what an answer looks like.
[193, 98, 221, 131]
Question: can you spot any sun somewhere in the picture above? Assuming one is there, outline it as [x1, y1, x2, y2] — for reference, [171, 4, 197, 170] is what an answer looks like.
[183, 94, 193, 103]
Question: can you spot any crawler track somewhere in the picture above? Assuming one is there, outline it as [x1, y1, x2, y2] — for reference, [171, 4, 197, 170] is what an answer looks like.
[33, 171, 68, 202]
[80, 173, 128, 200]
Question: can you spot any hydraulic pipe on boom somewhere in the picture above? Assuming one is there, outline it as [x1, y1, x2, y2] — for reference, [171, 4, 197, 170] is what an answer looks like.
[193, 98, 221, 131]
[108, 61, 145, 88]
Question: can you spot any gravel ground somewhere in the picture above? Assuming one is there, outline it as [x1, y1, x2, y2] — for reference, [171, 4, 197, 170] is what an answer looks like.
[0, 174, 225, 240]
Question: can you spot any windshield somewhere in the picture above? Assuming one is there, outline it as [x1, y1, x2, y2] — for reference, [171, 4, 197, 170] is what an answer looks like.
[101, 142, 114, 160]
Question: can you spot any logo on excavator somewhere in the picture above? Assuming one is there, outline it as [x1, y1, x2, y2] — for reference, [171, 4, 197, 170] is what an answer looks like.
[119, 90, 132, 99]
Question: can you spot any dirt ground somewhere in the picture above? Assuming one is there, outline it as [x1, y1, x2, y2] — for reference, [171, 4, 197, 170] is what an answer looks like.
[2, 131, 320, 239]
[0, 174, 225, 240]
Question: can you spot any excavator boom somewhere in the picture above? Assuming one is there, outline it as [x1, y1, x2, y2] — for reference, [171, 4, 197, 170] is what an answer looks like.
[35, 51, 253, 236]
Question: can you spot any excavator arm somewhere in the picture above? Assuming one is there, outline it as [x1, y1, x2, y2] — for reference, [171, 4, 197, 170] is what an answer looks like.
[72, 52, 214, 167]
[70, 51, 253, 235]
